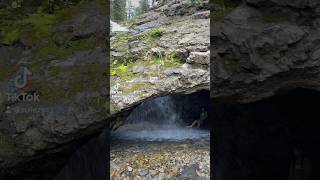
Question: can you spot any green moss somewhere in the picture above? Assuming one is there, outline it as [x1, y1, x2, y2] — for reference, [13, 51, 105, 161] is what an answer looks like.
[110, 28, 165, 68]
[26, 64, 106, 102]
[111, 52, 183, 86]
[2, 29, 19, 45]
[55, 0, 90, 21]
[0, 0, 94, 44]
[21, 10, 57, 38]
[111, 33, 131, 53]
[0, 10, 56, 44]
[36, 38, 96, 62]
[111, 63, 140, 83]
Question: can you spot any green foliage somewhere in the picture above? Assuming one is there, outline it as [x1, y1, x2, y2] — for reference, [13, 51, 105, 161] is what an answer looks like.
[111, 64, 128, 76]
[111, 0, 126, 22]
[134, 0, 150, 17]
[135, 28, 164, 47]
[149, 28, 164, 38]
[139, 0, 149, 14]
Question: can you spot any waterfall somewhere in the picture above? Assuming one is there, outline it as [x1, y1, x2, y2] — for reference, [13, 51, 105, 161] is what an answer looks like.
[112, 96, 209, 141]
[126, 96, 181, 128]
[110, 20, 128, 32]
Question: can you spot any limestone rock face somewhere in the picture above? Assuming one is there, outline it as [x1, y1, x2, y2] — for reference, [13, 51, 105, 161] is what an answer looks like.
[211, 0, 320, 103]
[110, 0, 210, 130]
[187, 51, 210, 65]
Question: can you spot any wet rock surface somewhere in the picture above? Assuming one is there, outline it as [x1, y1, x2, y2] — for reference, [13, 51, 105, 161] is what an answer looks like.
[110, 140, 210, 180]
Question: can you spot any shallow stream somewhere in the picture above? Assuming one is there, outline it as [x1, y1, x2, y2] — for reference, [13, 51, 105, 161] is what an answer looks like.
[111, 95, 210, 179]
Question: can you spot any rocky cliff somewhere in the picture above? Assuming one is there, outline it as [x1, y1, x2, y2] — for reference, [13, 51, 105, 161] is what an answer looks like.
[0, 0, 107, 179]
[211, 1, 320, 180]
[110, 0, 210, 130]
[211, 0, 320, 103]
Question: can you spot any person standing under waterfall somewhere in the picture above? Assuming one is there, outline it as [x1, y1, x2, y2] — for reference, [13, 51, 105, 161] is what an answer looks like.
[187, 108, 207, 128]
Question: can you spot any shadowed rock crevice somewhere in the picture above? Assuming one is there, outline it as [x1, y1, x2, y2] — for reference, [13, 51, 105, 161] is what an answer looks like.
[212, 88, 320, 180]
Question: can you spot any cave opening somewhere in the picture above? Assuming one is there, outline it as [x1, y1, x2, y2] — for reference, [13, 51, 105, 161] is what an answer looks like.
[110, 90, 210, 179]
[112, 90, 210, 142]
[213, 88, 320, 180]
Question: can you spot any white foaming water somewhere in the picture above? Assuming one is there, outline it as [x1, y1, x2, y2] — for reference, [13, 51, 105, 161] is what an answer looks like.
[112, 96, 210, 141]
[111, 20, 128, 32]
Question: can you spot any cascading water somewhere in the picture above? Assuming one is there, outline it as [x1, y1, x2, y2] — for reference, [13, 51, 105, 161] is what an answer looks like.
[127, 96, 181, 127]
[112, 95, 210, 141]
[110, 20, 129, 32]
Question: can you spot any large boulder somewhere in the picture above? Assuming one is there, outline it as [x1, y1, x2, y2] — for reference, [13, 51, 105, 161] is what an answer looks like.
[211, 0, 320, 103]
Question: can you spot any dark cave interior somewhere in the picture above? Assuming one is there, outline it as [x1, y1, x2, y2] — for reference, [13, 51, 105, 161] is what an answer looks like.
[170, 90, 211, 129]
[117, 90, 211, 130]
[212, 88, 320, 180]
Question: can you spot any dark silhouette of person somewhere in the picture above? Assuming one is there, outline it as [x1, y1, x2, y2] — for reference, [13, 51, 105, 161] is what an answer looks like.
[187, 108, 207, 128]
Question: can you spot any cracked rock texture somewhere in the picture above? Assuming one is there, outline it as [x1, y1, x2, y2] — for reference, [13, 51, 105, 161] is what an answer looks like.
[211, 0, 320, 103]
[110, 0, 210, 130]
[0, 0, 107, 179]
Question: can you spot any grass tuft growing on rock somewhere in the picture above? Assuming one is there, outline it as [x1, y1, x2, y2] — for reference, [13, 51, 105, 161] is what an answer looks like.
[149, 28, 164, 38]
